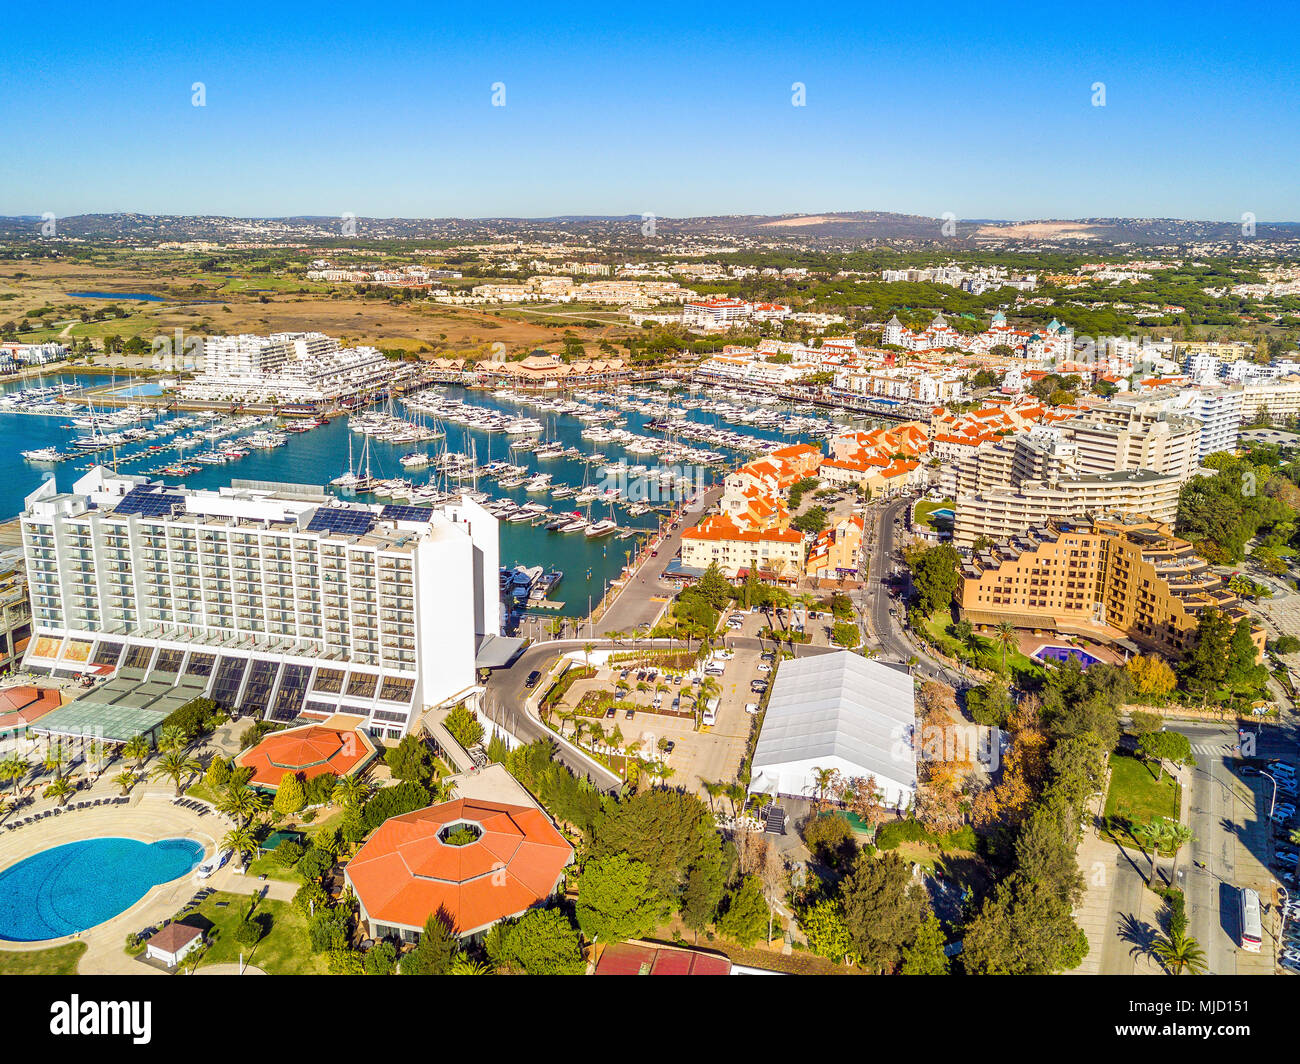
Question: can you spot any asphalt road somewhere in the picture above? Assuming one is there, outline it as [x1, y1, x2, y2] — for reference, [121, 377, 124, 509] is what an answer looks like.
[857, 493, 968, 690]
[1177, 720, 1288, 975]
[595, 485, 723, 635]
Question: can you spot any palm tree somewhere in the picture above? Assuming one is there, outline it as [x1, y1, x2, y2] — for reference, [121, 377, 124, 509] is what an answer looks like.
[448, 955, 492, 975]
[123, 735, 151, 768]
[42, 743, 68, 780]
[725, 782, 746, 817]
[221, 825, 258, 864]
[332, 775, 371, 810]
[702, 780, 723, 812]
[995, 622, 1017, 671]
[157, 725, 189, 753]
[0, 754, 28, 798]
[1152, 928, 1208, 975]
[1163, 822, 1195, 885]
[1132, 819, 1163, 886]
[583, 641, 596, 668]
[112, 769, 139, 796]
[151, 750, 201, 797]
[436, 777, 459, 802]
[216, 782, 268, 826]
[43, 777, 75, 806]
[547, 616, 564, 641]
[810, 766, 841, 810]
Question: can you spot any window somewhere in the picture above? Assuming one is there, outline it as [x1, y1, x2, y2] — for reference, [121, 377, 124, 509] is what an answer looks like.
[210, 656, 248, 709]
[240, 659, 279, 717]
[379, 676, 414, 703]
[346, 672, 378, 699]
[269, 664, 311, 722]
[312, 668, 345, 694]
[184, 653, 215, 678]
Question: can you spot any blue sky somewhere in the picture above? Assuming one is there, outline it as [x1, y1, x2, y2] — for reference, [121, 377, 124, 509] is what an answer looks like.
[3, 0, 1297, 220]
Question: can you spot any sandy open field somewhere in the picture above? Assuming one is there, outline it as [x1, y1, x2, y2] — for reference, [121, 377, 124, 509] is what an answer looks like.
[0, 259, 636, 359]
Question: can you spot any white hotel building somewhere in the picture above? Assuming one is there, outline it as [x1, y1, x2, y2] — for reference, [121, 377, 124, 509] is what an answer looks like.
[179, 332, 397, 405]
[19, 468, 499, 740]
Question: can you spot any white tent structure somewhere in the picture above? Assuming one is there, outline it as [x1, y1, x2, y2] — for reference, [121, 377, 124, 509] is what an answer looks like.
[748, 651, 917, 809]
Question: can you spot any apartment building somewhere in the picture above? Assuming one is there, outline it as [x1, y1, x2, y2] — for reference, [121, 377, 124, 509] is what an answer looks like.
[957, 516, 1265, 663]
[679, 514, 805, 579]
[953, 469, 1183, 548]
[18, 468, 499, 740]
[1238, 377, 1300, 422]
[184, 332, 398, 405]
[0, 548, 31, 675]
[805, 514, 865, 578]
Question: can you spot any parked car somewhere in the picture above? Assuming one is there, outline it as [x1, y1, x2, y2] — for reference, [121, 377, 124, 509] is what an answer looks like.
[664, 740, 675, 755]
[605, 707, 616, 719]
[744, 703, 760, 715]
[625, 708, 635, 720]
[751, 680, 769, 694]
[757, 663, 772, 673]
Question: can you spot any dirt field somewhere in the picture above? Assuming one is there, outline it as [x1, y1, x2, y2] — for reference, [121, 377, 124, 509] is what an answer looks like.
[0, 259, 636, 358]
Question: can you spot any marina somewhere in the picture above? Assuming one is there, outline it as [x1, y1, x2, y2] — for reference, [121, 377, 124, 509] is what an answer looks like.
[1, 371, 888, 626]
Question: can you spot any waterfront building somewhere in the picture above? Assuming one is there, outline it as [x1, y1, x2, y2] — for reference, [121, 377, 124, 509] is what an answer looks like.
[956, 515, 1265, 663]
[0, 547, 32, 675]
[17, 468, 499, 741]
[181, 332, 398, 405]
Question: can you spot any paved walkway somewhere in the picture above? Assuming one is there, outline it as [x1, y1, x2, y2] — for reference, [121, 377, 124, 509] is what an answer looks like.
[0, 792, 227, 975]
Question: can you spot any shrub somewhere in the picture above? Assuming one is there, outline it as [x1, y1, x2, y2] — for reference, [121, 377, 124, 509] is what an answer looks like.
[273, 773, 306, 816]
[234, 916, 265, 947]
[272, 840, 305, 868]
[297, 846, 334, 883]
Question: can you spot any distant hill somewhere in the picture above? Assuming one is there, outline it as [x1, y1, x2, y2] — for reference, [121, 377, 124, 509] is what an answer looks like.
[1, 210, 1297, 247]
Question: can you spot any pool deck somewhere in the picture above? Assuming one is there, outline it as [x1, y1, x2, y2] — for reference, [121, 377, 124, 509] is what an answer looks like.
[0, 785, 293, 975]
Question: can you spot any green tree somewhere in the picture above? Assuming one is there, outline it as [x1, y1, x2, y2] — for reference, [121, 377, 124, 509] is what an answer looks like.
[840, 851, 927, 974]
[900, 912, 950, 975]
[905, 543, 962, 614]
[716, 875, 769, 948]
[1138, 731, 1194, 782]
[443, 704, 485, 750]
[576, 854, 670, 943]
[363, 940, 398, 975]
[150, 750, 201, 797]
[485, 908, 584, 975]
[273, 772, 306, 815]
[402, 911, 458, 975]
[1152, 927, 1208, 975]
[797, 895, 856, 964]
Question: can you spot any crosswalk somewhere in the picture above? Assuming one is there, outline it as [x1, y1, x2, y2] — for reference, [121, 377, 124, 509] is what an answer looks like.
[1191, 742, 1234, 756]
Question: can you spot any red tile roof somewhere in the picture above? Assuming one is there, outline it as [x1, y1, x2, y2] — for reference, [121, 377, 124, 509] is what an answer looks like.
[236, 724, 375, 788]
[594, 941, 732, 976]
[345, 798, 574, 936]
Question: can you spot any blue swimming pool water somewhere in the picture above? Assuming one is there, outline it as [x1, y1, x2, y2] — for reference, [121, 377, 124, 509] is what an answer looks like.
[0, 837, 205, 941]
[1035, 644, 1102, 668]
[107, 381, 166, 398]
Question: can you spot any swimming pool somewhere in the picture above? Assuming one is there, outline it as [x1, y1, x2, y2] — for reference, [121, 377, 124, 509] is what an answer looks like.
[0, 837, 205, 941]
[108, 381, 166, 398]
[1033, 644, 1102, 668]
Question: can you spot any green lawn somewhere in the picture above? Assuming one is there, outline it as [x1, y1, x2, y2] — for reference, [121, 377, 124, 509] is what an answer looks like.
[245, 855, 302, 883]
[1104, 753, 1182, 829]
[190, 892, 326, 975]
[913, 498, 955, 530]
[918, 610, 1045, 682]
[0, 942, 86, 975]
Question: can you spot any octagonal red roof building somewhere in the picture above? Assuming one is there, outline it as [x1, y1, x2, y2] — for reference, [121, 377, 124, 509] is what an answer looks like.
[344, 797, 574, 939]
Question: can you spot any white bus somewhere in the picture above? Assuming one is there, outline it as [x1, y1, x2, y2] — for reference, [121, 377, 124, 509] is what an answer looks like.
[1239, 887, 1262, 953]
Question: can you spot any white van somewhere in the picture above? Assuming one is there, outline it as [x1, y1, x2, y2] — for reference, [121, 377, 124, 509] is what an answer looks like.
[702, 698, 720, 726]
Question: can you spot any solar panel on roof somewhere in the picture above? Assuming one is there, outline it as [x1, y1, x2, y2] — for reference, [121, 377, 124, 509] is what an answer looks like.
[306, 507, 376, 535]
[379, 504, 434, 523]
[114, 485, 185, 517]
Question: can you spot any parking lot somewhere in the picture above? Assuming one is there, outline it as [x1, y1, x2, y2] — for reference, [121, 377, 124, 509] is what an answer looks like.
[545, 633, 784, 798]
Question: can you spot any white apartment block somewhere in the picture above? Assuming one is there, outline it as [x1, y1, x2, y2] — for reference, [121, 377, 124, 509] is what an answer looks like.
[183, 332, 396, 405]
[1238, 378, 1300, 422]
[18, 469, 499, 740]
[953, 469, 1184, 549]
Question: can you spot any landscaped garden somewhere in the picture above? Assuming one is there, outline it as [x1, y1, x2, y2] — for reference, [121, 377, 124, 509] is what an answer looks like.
[1104, 753, 1181, 828]
[0, 941, 86, 975]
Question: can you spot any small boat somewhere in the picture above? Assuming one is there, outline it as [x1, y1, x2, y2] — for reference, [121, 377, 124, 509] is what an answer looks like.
[585, 519, 618, 538]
